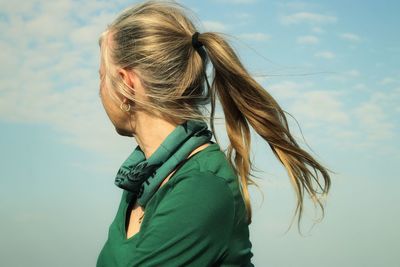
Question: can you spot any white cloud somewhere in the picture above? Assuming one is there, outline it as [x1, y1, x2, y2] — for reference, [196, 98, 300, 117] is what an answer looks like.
[266, 79, 396, 147]
[268, 81, 348, 123]
[314, 51, 335, 59]
[268, 81, 304, 99]
[347, 69, 360, 77]
[296, 35, 319, 45]
[342, 88, 399, 149]
[202, 20, 228, 32]
[0, 0, 131, 156]
[311, 26, 325, 34]
[291, 90, 350, 125]
[70, 12, 116, 47]
[339, 32, 362, 42]
[353, 100, 396, 141]
[280, 12, 337, 25]
[238, 33, 271, 41]
[380, 77, 397, 85]
[262, 78, 399, 154]
[353, 83, 367, 91]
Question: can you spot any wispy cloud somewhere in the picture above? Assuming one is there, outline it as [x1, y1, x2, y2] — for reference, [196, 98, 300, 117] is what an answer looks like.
[380, 77, 397, 85]
[296, 35, 319, 45]
[339, 32, 362, 42]
[202, 20, 228, 32]
[314, 50, 336, 59]
[268, 80, 311, 99]
[347, 69, 360, 77]
[266, 78, 398, 152]
[293, 91, 350, 127]
[238, 33, 271, 41]
[0, 1, 128, 155]
[312, 26, 325, 33]
[268, 81, 350, 123]
[353, 99, 396, 141]
[280, 12, 337, 25]
[353, 83, 367, 91]
[267, 81, 351, 138]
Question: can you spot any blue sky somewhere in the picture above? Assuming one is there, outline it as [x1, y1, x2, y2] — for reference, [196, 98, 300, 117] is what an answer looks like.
[0, 0, 399, 266]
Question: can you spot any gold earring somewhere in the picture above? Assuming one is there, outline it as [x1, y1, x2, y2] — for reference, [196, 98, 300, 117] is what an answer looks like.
[120, 102, 131, 112]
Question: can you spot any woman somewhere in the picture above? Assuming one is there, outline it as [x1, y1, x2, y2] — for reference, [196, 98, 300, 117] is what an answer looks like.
[96, 1, 333, 266]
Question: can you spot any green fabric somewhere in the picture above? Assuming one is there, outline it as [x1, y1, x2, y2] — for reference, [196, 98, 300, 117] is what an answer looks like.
[115, 119, 212, 207]
[96, 143, 254, 267]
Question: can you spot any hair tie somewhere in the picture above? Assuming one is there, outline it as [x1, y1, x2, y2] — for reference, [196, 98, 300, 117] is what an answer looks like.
[190, 31, 211, 94]
[191, 31, 203, 49]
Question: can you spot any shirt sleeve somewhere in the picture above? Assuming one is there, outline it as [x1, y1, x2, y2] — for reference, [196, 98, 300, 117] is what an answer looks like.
[129, 171, 236, 267]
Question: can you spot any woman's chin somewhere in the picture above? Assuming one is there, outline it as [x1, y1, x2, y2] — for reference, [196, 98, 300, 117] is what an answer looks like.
[115, 127, 134, 137]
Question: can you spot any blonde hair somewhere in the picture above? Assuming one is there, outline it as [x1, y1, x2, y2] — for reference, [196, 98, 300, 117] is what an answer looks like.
[99, 0, 334, 233]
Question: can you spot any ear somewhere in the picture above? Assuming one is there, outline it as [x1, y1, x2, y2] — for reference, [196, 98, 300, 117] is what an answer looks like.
[117, 68, 135, 92]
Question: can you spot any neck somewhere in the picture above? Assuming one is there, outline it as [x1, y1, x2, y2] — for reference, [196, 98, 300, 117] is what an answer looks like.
[133, 112, 184, 159]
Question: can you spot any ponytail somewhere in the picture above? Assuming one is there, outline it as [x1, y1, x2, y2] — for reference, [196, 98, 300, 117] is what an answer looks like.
[199, 32, 334, 232]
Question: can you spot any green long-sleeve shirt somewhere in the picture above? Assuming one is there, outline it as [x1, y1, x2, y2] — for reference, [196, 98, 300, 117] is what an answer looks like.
[96, 142, 254, 267]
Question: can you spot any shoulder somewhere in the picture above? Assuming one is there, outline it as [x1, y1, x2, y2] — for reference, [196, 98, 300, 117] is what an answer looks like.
[166, 170, 236, 223]
[171, 169, 234, 200]
[141, 170, 236, 244]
